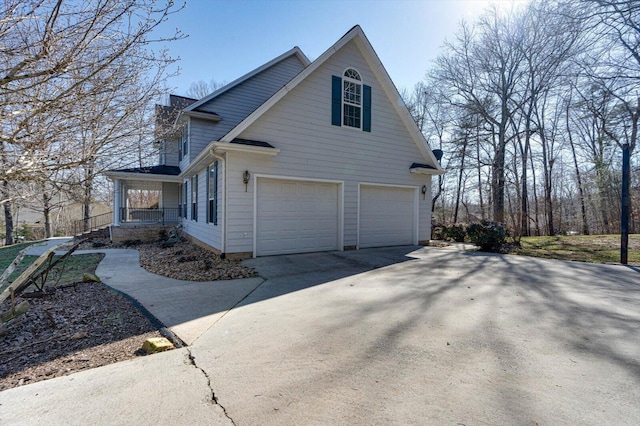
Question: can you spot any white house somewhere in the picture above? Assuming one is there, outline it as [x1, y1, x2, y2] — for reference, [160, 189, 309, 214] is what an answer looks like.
[105, 25, 445, 258]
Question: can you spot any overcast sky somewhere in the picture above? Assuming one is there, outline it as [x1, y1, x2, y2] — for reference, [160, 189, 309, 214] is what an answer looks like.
[157, 0, 529, 97]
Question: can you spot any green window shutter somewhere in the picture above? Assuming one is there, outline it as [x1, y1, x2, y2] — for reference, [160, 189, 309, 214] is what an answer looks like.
[205, 166, 210, 223]
[363, 84, 371, 132]
[213, 161, 218, 226]
[331, 75, 341, 126]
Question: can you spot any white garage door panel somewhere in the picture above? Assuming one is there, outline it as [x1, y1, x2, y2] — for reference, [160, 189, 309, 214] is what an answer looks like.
[257, 179, 339, 256]
[359, 186, 416, 248]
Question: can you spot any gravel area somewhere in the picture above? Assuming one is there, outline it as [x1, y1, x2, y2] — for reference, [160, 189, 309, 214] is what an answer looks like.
[1, 237, 254, 391]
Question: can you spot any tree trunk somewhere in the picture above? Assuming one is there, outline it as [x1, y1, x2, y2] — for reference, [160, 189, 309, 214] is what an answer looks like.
[529, 148, 541, 236]
[43, 192, 52, 239]
[540, 132, 555, 236]
[3, 180, 13, 245]
[453, 134, 468, 223]
[83, 162, 94, 232]
[476, 128, 485, 220]
[566, 100, 589, 235]
[492, 127, 507, 224]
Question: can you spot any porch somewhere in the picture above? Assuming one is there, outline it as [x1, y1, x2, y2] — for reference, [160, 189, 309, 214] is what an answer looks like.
[105, 165, 183, 234]
[112, 177, 181, 224]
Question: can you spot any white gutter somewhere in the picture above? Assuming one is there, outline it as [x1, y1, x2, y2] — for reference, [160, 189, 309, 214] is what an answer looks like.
[410, 168, 446, 176]
[103, 172, 182, 183]
[211, 142, 280, 156]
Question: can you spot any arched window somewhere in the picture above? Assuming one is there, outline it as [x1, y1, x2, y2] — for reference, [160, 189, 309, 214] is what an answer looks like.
[342, 68, 362, 128]
[331, 69, 371, 132]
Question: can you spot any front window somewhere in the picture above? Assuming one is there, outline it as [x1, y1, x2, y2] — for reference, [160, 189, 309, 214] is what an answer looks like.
[179, 124, 188, 161]
[191, 175, 198, 221]
[343, 68, 362, 128]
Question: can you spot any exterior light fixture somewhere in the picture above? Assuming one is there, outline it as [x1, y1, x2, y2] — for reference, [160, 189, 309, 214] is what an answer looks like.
[421, 185, 427, 200]
[243, 170, 250, 192]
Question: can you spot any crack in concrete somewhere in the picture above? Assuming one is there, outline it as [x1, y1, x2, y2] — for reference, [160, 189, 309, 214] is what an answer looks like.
[186, 348, 236, 426]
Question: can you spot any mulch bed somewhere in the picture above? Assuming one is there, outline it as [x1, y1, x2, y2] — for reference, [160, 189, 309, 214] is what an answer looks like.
[82, 238, 258, 281]
[0, 282, 163, 391]
[0, 237, 259, 391]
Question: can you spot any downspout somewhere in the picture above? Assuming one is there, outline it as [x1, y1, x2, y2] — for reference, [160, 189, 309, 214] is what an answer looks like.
[210, 148, 227, 256]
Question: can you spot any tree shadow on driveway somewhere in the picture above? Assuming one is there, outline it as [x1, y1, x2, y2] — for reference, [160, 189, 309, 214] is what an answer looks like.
[203, 247, 640, 425]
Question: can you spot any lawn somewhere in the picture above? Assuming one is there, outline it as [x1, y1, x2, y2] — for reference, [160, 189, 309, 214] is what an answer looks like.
[0, 242, 104, 293]
[513, 234, 640, 264]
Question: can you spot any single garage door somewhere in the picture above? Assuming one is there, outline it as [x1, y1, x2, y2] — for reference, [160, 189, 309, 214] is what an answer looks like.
[256, 178, 339, 256]
[359, 185, 416, 248]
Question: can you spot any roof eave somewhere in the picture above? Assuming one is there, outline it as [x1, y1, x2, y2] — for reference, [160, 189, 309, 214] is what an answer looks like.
[184, 110, 221, 122]
[103, 171, 183, 183]
[410, 167, 446, 176]
[211, 141, 280, 156]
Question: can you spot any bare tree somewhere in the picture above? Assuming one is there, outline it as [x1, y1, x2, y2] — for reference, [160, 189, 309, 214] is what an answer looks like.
[186, 79, 226, 99]
[0, 0, 184, 243]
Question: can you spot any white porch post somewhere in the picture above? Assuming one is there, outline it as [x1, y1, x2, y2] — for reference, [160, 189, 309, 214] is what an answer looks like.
[113, 179, 121, 226]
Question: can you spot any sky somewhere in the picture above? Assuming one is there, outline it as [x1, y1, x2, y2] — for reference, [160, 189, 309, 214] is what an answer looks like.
[156, 0, 529, 97]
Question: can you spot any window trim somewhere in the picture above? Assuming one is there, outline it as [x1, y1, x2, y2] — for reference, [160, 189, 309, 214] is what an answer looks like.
[342, 68, 362, 129]
[331, 70, 371, 132]
[179, 122, 189, 161]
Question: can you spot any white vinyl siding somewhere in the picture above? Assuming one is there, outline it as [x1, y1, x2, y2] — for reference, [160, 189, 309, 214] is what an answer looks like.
[181, 165, 224, 251]
[223, 39, 433, 254]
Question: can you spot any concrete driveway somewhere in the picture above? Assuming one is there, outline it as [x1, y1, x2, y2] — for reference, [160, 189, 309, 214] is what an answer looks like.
[190, 246, 640, 425]
[1, 246, 638, 425]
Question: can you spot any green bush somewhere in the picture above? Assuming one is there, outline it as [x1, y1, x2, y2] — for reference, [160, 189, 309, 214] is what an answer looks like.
[466, 221, 507, 251]
[433, 224, 467, 242]
[444, 224, 466, 242]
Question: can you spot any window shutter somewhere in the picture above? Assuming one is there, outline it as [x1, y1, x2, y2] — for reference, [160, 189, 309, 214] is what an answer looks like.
[183, 182, 187, 218]
[213, 161, 218, 226]
[205, 166, 210, 223]
[363, 84, 371, 132]
[331, 75, 341, 126]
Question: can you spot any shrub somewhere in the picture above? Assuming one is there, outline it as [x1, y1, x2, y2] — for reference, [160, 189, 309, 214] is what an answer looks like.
[444, 224, 466, 242]
[431, 226, 446, 240]
[466, 221, 507, 251]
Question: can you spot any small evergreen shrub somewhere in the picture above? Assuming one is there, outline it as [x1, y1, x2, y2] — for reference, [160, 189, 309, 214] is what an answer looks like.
[466, 221, 507, 251]
[444, 224, 466, 242]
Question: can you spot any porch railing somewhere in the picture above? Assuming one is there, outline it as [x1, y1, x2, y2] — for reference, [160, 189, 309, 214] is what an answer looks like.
[119, 207, 181, 225]
[73, 211, 113, 236]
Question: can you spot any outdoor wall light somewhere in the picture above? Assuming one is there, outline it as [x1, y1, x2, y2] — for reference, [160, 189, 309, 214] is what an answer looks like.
[421, 185, 427, 200]
[243, 170, 250, 192]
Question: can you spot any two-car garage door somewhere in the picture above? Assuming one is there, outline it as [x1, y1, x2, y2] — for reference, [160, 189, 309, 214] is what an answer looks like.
[255, 178, 417, 256]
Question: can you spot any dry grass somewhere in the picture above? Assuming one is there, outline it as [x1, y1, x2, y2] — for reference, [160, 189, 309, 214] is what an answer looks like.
[513, 234, 640, 265]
